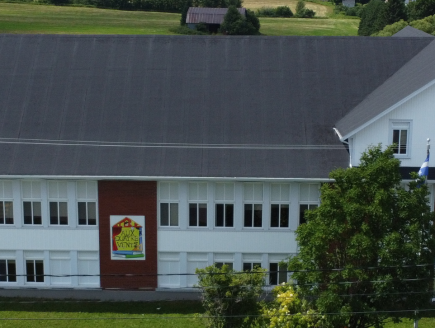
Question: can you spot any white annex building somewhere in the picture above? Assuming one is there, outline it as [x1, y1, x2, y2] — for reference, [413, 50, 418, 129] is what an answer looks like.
[0, 29, 434, 290]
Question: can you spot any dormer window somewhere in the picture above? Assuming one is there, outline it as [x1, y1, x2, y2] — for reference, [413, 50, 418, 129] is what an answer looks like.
[390, 121, 411, 157]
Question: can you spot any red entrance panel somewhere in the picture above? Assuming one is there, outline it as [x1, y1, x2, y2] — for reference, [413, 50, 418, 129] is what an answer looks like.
[98, 181, 157, 289]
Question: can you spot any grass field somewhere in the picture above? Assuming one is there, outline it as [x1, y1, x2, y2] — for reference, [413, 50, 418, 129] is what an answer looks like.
[0, 2, 359, 35]
[0, 299, 206, 328]
[243, 0, 332, 17]
[1, 298, 435, 328]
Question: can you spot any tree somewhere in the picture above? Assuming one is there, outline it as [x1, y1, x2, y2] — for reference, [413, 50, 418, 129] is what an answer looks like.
[196, 264, 265, 328]
[295, 0, 316, 18]
[358, 0, 388, 35]
[180, 0, 192, 26]
[385, 0, 407, 25]
[288, 145, 435, 328]
[408, 0, 435, 21]
[372, 19, 408, 36]
[220, 5, 260, 35]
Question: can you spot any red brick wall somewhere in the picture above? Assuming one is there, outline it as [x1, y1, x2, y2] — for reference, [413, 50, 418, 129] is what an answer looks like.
[98, 181, 157, 289]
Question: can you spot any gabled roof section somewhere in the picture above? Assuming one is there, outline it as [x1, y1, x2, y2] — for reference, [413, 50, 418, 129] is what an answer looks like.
[0, 35, 432, 179]
[335, 39, 435, 139]
[393, 26, 434, 38]
[186, 7, 246, 24]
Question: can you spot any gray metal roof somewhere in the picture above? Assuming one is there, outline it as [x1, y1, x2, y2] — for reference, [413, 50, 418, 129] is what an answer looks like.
[186, 7, 246, 24]
[393, 26, 434, 38]
[335, 39, 435, 138]
[0, 35, 432, 179]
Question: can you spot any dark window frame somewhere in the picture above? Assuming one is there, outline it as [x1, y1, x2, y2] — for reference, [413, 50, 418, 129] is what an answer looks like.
[26, 259, 44, 283]
[49, 201, 68, 225]
[160, 202, 179, 227]
[215, 203, 234, 227]
[0, 201, 14, 225]
[0, 259, 16, 282]
[244, 204, 262, 228]
[78, 201, 97, 226]
[23, 201, 42, 225]
[189, 203, 207, 227]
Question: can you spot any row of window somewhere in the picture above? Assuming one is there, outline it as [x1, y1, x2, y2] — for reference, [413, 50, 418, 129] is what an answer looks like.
[0, 259, 43, 282]
[0, 251, 100, 286]
[0, 200, 97, 226]
[159, 182, 320, 228]
[161, 203, 318, 228]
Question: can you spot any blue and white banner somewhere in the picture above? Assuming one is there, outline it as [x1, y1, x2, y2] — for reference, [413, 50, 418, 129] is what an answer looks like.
[418, 154, 430, 180]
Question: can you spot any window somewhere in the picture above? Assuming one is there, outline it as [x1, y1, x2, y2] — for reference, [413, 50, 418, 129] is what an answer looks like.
[215, 183, 234, 227]
[48, 181, 68, 225]
[216, 204, 234, 227]
[78, 202, 97, 225]
[299, 184, 320, 225]
[23, 202, 42, 225]
[215, 254, 233, 270]
[77, 181, 98, 226]
[269, 263, 287, 285]
[215, 262, 233, 270]
[26, 260, 44, 282]
[50, 202, 68, 225]
[159, 182, 179, 227]
[243, 262, 261, 271]
[78, 251, 99, 286]
[0, 201, 13, 225]
[50, 251, 71, 285]
[391, 121, 410, 156]
[160, 203, 179, 226]
[189, 183, 207, 227]
[22, 181, 42, 225]
[0, 260, 16, 282]
[244, 183, 263, 228]
[0, 181, 14, 225]
[270, 184, 290, 228]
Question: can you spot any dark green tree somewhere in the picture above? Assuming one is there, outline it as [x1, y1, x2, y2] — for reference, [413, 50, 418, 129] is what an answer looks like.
[385, 0, 407, 24]
[220, 5, 260, 35]
[180, 0, 192, 25]
[358, 0, 388, 35]
[408, 0, 435, 21]
[289, 145, 435, 328]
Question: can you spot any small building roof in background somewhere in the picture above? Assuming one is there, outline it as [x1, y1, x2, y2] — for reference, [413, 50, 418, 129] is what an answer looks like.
[186, 7, 246, 24]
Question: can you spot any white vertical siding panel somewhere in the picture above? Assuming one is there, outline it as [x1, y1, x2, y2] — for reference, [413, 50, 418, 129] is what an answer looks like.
[352, 83, 435, 167]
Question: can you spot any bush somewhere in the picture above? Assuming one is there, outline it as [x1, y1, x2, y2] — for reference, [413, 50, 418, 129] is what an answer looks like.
[169, 25, 209, 35]
[276, 5, 293, 17]
[195, 22, 209, 32]
[295, 0, 315, 18]
[255, 6, 278, 17]
[196, 264, 266, 328]
[261, 284, 319, 328]
[410, 13, 435, 33]
[334, 3, 364, 17]
[372, 19, 408, 36]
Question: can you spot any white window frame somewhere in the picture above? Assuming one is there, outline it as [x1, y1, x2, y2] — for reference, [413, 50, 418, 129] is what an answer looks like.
[243, 183, 263, 228]
[0, 181, 14, 225]
[159, 182, 179, 227]
[269, 262, 288, 285]
[25, 259, 44, 283]
[0, 259, 16, 282]
[76, 181, 98, 226]
[215, 183, 235, 228]
[188, 183, 208, 227]
[48, 181, 69, 226]
[389, 120, 412, 158]
[22, 181, 42, 226]
[270, 184, 291, 228]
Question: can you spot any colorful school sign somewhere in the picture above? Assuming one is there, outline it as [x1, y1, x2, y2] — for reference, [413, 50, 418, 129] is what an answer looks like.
[110, 215, 145, 260]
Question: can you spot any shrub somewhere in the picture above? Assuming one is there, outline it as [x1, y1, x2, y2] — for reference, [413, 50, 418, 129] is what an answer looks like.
[196, 264, 266, 328]
[276, 5, 293, 17]
[358, 0, 387, 35]
[372, 19, 408, 36]
[261, 284, 319, 328]
[295, 0, 315, 18]
[410, 13, 435, 33]
[169, 25, 209, 35]
[255, 6, 277, 17]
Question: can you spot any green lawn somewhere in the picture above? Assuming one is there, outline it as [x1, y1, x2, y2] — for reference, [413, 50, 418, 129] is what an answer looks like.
[0, 3, 180, 34]
[0, 299, 206, 328]
[0, 2, 358, 36]
[260, 17, 359, 36]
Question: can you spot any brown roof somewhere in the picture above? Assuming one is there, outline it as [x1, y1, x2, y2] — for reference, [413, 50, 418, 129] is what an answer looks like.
[186, 7, 246, 24]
